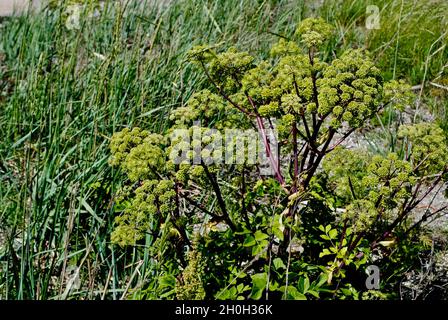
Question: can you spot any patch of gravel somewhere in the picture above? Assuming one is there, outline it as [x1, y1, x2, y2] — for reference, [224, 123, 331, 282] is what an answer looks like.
[400, 248, 448, 299]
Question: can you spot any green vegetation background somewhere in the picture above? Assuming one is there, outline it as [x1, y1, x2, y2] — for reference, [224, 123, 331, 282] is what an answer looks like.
[0, 0, 447, 299]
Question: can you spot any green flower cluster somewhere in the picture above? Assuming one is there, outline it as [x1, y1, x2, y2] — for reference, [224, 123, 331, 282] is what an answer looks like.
[176, 249, 206, 300]
[343, 200, 377, 233]
[324, 130, 447, 232]
[186, 21, 381, 133]
[384, 80, 415, 111]
[324, 148, 417, 216]
[294, 17, 334, 48]
[111, 179, 176, 246]
[274, 54, 317, 103]
[168, 125, 224, 164]
[270, 39, 300, 57]
[241, 61, 278, 103]
[322, 147, 371, 201]
[109, 127, 166, 182]
[208, 47, 255, 91]
[362, 153, 415, 209]
[169, 89, 226, 128]
[186, 44, 215, 63]
[318, 49, 382, 128]
[398, 123, 448, 174]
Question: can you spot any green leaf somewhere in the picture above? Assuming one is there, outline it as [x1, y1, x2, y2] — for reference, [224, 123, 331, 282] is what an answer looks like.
[243, 235, 256, 247]
[216, 289, 230, 300]
[269, 281, 279, 291]
[159, 289, 176, 298]
[254, 230, 269, 241]
[315, 273, 328, 287]
[319, 248, 332, 257]
[250, 273, 268, 300]
[235, 229, 251, 235]
[297, 276, 310, 294]
[273, 257, 286, 270]
[251, 245, 260, 256]
[252, 241, 268, 257]
[158, 274, 175, 288]
[329, 229, 337, 239]
[272, 214, 285, 241]
[280, 286, 306, 300]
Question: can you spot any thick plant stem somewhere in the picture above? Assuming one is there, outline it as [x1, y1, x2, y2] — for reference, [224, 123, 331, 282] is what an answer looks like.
[201, 163, 237, 231]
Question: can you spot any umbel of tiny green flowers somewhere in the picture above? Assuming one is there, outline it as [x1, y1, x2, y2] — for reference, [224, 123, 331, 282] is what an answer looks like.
[176, 248, 206, 300]
[109, 127, 166, 182]
[107, 16, 434, 249]
[323, 147, 371, 202]
[169, 89, 226, 128]
[343, 200, 378, 233]
[324, 148, 416, 209]
[362, 152, 416, 209]
[295, 17, 334, 48]
[383, 80, 415, 111]
[317, 49, 383, 129]
[398, 123, 448, 174]
[186, 22, 382, 132]
[110, 178, 177, 246]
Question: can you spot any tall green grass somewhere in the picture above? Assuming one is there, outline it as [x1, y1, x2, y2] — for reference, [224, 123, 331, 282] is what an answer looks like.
[319, 0, 448, 84]
[0, 0, 446, 300]
[0, 0, 308, 300]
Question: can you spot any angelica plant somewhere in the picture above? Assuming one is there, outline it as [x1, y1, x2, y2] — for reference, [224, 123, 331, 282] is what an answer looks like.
[109, 18, 448, 300]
